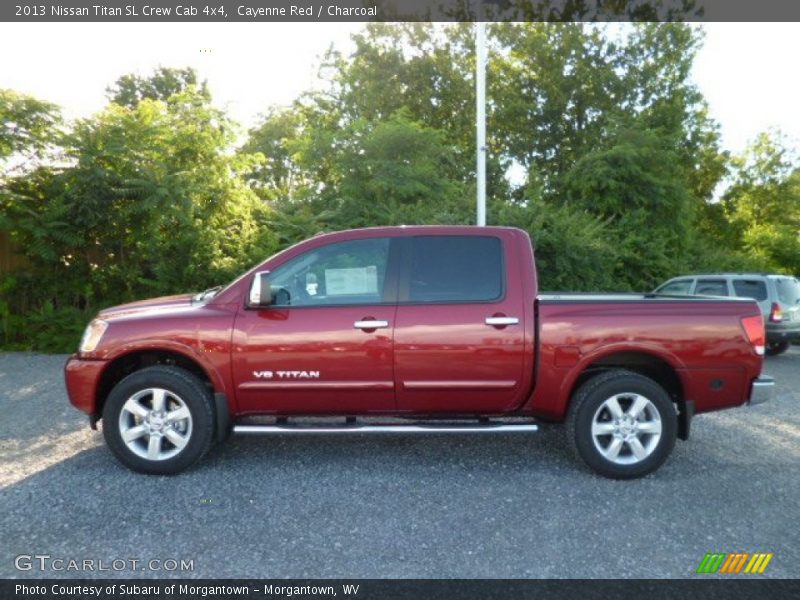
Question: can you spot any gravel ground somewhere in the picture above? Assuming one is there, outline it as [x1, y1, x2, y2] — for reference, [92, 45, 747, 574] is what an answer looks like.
[0, 349, 798, 579]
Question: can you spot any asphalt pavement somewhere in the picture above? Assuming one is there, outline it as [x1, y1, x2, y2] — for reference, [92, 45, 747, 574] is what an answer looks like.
[1, 349, 798, 578]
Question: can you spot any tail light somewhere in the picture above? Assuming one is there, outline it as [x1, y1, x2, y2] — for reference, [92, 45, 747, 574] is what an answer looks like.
[741, 314, 766, 356]
[769, 303, 782, 323]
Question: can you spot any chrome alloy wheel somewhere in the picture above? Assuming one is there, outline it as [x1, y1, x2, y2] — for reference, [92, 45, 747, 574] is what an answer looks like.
[590, 393, 662, 465]
[118, 388, 193, 461]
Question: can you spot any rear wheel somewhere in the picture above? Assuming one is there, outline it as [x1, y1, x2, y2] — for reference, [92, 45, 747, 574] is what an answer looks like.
[765, 341, 790, 356]
[102, 366, 215, 474]
[567, 370, 677, 479]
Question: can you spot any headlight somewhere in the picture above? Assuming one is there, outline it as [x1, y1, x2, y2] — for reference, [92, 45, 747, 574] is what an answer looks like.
[79, 319, 108, 353]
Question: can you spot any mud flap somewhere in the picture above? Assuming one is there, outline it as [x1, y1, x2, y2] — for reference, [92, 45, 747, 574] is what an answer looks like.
[214, 392, 232, 442]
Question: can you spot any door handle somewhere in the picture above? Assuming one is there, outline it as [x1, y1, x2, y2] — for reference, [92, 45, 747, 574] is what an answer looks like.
[485, 316, 519, 326]
[354, 320, 390, 330]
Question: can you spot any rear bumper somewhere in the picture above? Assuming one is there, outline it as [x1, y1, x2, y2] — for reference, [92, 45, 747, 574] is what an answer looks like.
[766, 324, 800, 344]
[64, 354, 107, 415]
[748, 376, 774, 406]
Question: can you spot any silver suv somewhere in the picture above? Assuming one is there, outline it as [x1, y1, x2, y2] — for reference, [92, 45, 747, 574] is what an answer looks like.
[654, 273, 800, 355]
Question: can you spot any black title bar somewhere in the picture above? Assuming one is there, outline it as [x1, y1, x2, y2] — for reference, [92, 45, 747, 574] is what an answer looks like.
[4, 579, 800, 600]
[3, 0, 800, 22]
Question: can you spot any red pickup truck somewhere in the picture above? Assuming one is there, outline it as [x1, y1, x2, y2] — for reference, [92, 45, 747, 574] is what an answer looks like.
[65, 226, 773, 478]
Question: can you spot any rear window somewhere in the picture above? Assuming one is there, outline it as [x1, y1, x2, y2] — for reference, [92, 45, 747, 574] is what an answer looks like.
[657, 280, 693, 295]
[407, 236, 503, 303]
[695, 279, 729, 296]
[775, 277, 800, 305]
[733, 279, 768, 302]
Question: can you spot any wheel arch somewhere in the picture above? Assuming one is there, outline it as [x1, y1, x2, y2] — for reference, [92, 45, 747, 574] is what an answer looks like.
[95, 347, 226, 424]
[566, 350, 691, 440]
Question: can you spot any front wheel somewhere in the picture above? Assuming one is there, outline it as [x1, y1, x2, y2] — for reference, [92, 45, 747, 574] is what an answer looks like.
[102, 366, 215, 474]
[566, 370, 677, 479]
[765, 341, 790, 356]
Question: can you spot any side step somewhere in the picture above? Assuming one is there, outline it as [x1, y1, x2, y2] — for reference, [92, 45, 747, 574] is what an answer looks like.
[233, 422, 538, 435]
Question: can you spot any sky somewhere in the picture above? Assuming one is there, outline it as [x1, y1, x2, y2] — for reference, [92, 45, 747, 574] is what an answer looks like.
[1, 22, 799, 157]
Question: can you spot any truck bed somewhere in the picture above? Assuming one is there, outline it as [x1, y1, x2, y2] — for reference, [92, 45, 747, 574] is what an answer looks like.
[527, 293, 764, 419]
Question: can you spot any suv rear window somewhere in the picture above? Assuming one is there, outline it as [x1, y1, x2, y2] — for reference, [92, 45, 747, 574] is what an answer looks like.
[733, 279, 768, 302]
[407, 236, 503, 303]
[775, 277, 800, 305]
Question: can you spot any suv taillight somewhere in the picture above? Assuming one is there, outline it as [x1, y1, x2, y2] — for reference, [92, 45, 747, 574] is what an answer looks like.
[769, 303, 783, 323]
[741, 314, 766, 356]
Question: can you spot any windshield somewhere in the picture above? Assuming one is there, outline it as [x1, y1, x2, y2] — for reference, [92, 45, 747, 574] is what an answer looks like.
[775, 277, 800, 305]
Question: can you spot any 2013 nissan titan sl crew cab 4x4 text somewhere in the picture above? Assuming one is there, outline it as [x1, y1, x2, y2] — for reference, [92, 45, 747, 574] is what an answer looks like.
[65, 226, 774, 478]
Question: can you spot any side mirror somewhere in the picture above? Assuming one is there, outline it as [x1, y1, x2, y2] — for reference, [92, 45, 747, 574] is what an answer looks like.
[248, 271, 273, 308]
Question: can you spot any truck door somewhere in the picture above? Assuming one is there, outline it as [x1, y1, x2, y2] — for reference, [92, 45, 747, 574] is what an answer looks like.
[393, 234, 526, 414]
[232, 237, 399, 414]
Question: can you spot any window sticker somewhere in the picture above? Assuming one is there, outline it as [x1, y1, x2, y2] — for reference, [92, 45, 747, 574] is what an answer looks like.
[325, 266, 378, 295]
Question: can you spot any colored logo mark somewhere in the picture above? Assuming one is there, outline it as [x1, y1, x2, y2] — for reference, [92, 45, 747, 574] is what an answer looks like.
[696, 552, 773, 574]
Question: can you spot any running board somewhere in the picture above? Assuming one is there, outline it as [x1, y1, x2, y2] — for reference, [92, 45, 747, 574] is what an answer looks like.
[233, 423, 538, 435]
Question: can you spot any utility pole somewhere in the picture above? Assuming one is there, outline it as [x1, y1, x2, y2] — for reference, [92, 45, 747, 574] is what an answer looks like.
[475, 5, 487, 226]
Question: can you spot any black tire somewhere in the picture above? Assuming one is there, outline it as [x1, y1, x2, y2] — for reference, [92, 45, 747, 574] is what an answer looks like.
[102, 366, 215, 474]
[765, 341, 790, 356]
[566, 370, 677, 479]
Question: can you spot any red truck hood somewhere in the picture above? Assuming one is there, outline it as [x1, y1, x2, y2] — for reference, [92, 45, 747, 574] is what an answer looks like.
[98, 293, 196, 320]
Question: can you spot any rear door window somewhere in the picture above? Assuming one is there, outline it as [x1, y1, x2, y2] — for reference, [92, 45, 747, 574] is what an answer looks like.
[732, 279, 768, 302]
[695, 279, 729, 296]
[406, 236, 503, 303]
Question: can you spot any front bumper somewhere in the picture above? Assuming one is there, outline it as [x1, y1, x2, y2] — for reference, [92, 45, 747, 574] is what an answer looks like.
[748, 376, 774, 406]
[64, 354, 107, 415]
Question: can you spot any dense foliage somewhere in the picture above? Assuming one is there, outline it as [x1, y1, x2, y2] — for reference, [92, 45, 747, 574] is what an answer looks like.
[1, 24, 798, 351]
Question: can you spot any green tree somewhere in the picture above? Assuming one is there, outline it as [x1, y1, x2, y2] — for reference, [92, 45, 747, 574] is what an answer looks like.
[0, 89, 61, 170]
[496, 197, 619, 291]
[722, 132, 800, 273]
[491, 23, 723, 199]
[106, 66, 210, 108]
[0, 90, 66, 347]
[243, 107, 305, 201]
[2, 84, 277, 350]
[246, 23, 509, 210]
[560, 127, 694, 287]
[491, 23, 622, 184]
[327, 112, 471, 228]
[256, 111, 471, 243]
[55, 89, 273, 294]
